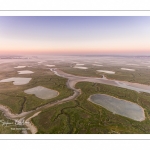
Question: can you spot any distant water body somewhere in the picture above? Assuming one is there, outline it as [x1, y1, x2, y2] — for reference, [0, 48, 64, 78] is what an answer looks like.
[0, 77, 32, 85]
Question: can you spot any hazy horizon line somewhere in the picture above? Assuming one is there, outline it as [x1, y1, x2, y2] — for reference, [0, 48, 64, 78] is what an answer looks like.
[1, 54, 150, 57]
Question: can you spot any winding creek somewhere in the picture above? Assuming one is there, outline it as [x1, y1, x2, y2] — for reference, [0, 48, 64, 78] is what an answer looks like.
[0, 68, 150, 133]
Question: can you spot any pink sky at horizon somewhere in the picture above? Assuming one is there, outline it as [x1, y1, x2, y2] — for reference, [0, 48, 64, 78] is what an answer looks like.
[1, 48, 149, 56]
[0, 16, 150, 56]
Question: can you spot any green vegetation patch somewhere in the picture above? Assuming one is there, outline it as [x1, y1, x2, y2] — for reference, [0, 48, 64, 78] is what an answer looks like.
[33, 82, 150, 134]
[61, 65, 150, 85]
[0, 66, 73, 114]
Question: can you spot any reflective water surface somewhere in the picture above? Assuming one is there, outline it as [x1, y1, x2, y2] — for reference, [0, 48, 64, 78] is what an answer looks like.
[88, 94, 145, 121]
[24, 86, 59, 100]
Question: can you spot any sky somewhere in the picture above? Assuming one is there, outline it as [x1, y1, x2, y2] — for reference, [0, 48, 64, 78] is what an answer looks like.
[0, 16, 150, 55]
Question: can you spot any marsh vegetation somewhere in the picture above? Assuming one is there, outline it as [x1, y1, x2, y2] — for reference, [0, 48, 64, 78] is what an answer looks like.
[0, 55, 150, 134]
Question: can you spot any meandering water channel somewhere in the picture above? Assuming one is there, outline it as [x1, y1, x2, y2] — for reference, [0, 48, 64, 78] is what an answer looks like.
[0, 68, 149, 133]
